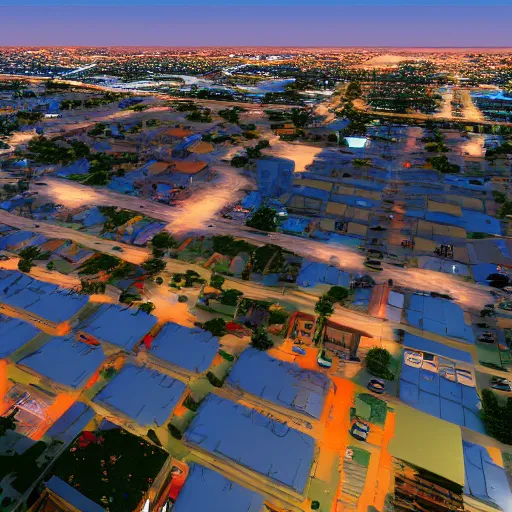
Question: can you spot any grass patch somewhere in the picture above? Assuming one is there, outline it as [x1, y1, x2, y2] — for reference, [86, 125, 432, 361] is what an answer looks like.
[358, 393, 388, 426]
[348, 446, 371, 468]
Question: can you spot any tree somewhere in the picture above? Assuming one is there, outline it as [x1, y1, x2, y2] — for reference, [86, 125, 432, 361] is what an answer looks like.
[250, 327, 274, 351]
[0, 408, 18, 437]
[210, 274, 225, 290]
[481, 389, 512, 444]
[151, 232, 177, 250]
[219, 288, 243, 306]
[17, 258, 33, 273]
[345, 81, 362, 100]
[246, 206, 277, 232]
[203, 317, 226, 337]
[365, 347, 394, 380]
[314, 295, 335, 318]
[138, 302, 155, 314]
[326, 286, 349, 303]
[142, 257, 166, 275]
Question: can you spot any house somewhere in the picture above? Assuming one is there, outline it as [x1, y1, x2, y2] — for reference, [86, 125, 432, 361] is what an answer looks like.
[257, 157, 294, 198]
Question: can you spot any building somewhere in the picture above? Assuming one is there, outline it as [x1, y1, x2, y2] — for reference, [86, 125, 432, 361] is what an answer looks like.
[257, 157, 294, 198]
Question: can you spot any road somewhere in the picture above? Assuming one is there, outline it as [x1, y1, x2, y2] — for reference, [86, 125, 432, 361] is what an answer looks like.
[29, 174, 493, 311]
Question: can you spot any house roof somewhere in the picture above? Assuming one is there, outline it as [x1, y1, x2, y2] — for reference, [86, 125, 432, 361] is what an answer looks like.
[184, 395, 315, 493]
[388, 404, 465, 486]
[93, 364, 186, 427]
[227, 348, 329, 419]
[173, 464, 264, 512]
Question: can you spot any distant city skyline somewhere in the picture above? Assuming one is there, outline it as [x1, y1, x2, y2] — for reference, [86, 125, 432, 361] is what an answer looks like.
[1, 1, 511, 47]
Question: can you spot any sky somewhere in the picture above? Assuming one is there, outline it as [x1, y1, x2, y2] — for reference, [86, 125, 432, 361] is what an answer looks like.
[0, 0, 511, 47]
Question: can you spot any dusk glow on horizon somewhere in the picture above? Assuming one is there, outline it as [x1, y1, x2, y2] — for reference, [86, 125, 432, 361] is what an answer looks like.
[0, 0, 511, 46]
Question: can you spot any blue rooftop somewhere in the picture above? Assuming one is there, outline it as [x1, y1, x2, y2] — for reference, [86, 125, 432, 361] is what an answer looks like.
[463, 441, 512, 512]
[228, 348, 329, 419]
[0, 270, 88, 324]
[173, 464, 265, 512]
[150, 322, 219, 373]
[0, 314, 40, 358]
[184, 395, 315, 493]
[93, 364, 186, 427]
[45, 476, 105, 512]
[18, 335, 106, 389]
[406, 294, 474, 344]
[403, 333, 473, 364]
[79, 304, 157, 351]
[297, 260, 351, 288]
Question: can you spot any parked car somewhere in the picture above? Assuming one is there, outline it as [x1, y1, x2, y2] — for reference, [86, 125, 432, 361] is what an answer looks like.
[0, 254, 9, 261]
[490, 378, 512, 392]
[112, 246, 123, 252]
[478, 335, 495, 344]
[367, 378, 385, 394]
[349, 421, 370, 441]
[292, 346, 306, 356]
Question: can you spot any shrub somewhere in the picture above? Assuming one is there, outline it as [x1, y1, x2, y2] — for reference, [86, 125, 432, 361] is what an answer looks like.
[210, 274, 225, 290]
[365, 347, 394, 380]
[326, 286, 349, 303]
[183, 395, 201, 412]
[481, 389, 512, 444]
[168, 423, 183, 440]
[251, 327, 274, 351]
[206, 371, 224, 387]
[142, 257, 166, 275]
[17, 258, 33, 273]
[138, 302, 155, 314]
[203, 318, 226, 337]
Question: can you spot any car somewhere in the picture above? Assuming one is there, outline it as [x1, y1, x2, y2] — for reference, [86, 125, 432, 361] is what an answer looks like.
[0, 254, 9, 261]
[368, 378, 385, 394]
[476, 322, 489, 329]
[33, 182, 48, 186]
[353, 421, 370, 433]
[112, 246, 123, 252]
[292, 346, 306, 356]
[490, 378, 512, 392]
[478, 336, 495, 344]
[208, 224, 213, 228]
[34, 224, 40, 228]
[349, 422, 369, 441]
[139, 206, 144, 209]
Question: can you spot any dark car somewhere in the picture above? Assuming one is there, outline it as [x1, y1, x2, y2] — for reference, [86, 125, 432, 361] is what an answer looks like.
[478, 335, 495, 344]
[349, 421, 370, 441]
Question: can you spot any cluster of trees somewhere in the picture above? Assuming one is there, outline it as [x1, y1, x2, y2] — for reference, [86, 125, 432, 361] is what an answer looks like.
[141, 257, 166, 276]
[422, 130, 448, 153]
[246, 206, 278, 232]
[345, 81, 362, 100]
[151, 231, 177, 257]
[427, 155, 460, 174]
[218, 107, 245, 124]
[312, 287, 350, 345]
[17, 246, 50, 274]
[485, 140, 512, 159]
[230, 139, 270, 168]
[480, 389, 512, 444]
[78, 254, 121, 276]
[172, 269, 204, 287]
[365, 347, 395, 380]
[80, 280, 106, 295]
[27, 136, 90, 165]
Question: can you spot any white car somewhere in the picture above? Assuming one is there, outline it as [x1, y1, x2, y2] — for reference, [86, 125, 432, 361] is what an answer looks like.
[404, 350, 423, 368]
